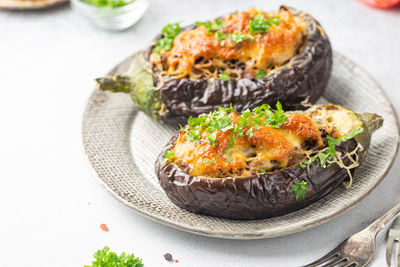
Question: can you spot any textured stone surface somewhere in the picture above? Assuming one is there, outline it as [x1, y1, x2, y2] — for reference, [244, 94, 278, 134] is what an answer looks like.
[0, 1, 400, 266]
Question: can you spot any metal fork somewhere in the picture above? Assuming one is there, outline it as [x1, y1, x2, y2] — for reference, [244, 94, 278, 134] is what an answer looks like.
[386, 216, 400, 266]
[303, 200, 400, 267]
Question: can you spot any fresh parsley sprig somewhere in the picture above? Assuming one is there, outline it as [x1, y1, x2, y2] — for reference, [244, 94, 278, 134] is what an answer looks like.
[85, 246, 143, 267]
[154, 23, 181, 53]
[290, 181, 308, 200]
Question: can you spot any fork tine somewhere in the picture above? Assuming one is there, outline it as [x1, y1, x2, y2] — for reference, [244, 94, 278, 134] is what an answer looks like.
[324, 256, 349, 267]
[302, 252, 341, 267]
[387, 236, 394, 266]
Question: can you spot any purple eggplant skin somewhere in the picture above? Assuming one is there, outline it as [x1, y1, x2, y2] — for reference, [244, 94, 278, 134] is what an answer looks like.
[154, 106, 383, 220]
[147, 6, 333, 118]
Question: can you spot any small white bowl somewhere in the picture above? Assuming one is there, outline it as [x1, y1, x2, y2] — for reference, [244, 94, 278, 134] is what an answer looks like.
[71, 0, 149, 31]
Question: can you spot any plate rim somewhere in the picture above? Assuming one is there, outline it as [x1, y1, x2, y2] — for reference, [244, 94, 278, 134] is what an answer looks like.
[82, 51, 400, 239]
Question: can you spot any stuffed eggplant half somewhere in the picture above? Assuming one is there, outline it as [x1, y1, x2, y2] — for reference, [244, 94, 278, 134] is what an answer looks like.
[155, 103, 383, 219]
[98, 6, 332, 119]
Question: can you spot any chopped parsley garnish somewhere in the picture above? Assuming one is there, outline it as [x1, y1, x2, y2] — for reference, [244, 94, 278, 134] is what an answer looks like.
[197, 19, 226, 33]
[265, 101, 287, 128]
[182, 102, 287, 163]
[205, 11, 281, 46]
[229, 31, 254, 44]
[209, 159, 215, 164]
[228, 133, 236, 147]
[85, 246, 143, 267]
[318, 153, 330, 166]
[259, 168, 268, 174]
[214, 31, 255, 46]
[340, 126, 364, 141]
[154, 23, 181, 53]
[225, 147, 233, 163]
[154, 12, 280, 54]
[299, 155, 317, 169]
[214, 32, 226, 46]
[300, 126, 364, 169]
[249, 13, 280, 34]
[164, 149, 176, 160]
[290, 181, 308, 200]
[219, 71, 230, 81]
[246, 127, 254, 140]
[207, 129, 218, 145]
[255, 69, 266, 79]
[185, 129, 201, 142]
[197, 19, 254, 46]
[225, 133, 236, 163]
[229, 31, 247, 43]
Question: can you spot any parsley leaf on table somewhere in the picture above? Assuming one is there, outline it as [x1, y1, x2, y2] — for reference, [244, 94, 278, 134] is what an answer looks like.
[85, 246, 143, 267]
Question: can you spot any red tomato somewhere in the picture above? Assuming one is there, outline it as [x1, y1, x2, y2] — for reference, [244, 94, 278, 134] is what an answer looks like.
[358, 0, 400, 8]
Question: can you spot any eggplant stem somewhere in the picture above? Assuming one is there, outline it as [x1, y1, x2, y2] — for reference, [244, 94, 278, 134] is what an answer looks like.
[96, 75, 132, 94]
[360, 113, 384, 134]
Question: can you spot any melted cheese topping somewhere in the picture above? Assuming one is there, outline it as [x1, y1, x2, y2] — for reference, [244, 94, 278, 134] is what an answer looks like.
[151, 8, 306, 79]
[172, 113, 322, 178]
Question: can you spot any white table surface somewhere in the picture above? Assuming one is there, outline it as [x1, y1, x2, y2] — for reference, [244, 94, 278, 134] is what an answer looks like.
[1, 0, 399, 266]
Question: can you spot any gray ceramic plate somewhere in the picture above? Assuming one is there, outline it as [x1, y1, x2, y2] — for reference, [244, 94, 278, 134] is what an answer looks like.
[82, 51, 399, 239]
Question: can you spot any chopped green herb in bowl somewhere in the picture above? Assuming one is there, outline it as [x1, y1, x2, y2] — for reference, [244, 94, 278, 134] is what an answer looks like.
[83, 0, 136, 8]
[71, 0, 148, 31]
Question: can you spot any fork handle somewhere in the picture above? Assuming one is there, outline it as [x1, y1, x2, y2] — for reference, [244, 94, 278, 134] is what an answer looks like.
[367, 200, 400, 235]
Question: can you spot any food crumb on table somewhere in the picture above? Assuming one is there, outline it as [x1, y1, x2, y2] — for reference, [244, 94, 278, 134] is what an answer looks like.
[100, 223, 109, 231]
[163, 253, 173, 261]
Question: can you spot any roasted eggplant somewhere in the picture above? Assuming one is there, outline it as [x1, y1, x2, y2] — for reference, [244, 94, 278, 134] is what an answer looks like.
[155, 104, 383, 219]
[97, 6, 332, 119]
